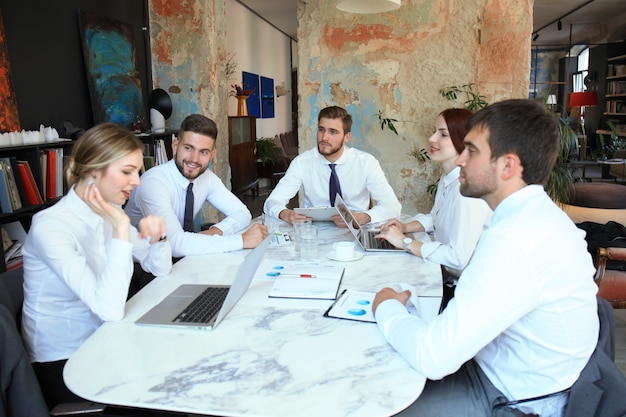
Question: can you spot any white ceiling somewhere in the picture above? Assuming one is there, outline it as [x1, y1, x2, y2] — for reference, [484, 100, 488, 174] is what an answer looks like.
[237, 0, 626, 46]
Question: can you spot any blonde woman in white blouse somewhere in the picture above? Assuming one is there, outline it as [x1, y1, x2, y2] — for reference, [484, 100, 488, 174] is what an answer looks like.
[21, 123, 172, 409]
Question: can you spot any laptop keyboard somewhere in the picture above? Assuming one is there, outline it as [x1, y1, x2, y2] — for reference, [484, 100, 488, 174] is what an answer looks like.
[365, 231, 396, 249]
[174, 287, 229, 323]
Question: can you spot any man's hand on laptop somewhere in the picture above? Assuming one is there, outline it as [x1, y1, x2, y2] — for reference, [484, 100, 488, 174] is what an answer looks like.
[279, 209, 311, 225]
[375, 224, 405, 248]
[332, 212, 371, 228]
[242, 224, 269, 248]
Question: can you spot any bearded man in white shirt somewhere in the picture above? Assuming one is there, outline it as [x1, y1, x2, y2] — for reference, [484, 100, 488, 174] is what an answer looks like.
[373, 99, 599, 417]
[263, 105, 401, 226]
[125, 114, 268, 258]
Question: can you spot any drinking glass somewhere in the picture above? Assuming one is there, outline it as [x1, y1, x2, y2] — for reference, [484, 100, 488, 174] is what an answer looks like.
[292, 219, 312, 253]
[299, 224, 318, 261]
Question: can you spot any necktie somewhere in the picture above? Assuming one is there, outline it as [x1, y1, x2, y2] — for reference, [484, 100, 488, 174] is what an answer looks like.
[329, 164, 343, 207]
[183, 183, 194, 232]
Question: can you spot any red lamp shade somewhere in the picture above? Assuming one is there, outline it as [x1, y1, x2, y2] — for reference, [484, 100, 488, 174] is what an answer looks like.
[569, 91, 598, 107]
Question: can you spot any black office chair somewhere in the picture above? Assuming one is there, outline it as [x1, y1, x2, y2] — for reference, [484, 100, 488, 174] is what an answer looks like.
[0, 267, 106, 417]
[490, 297, 626, 416]
[0, 268, 184, 417]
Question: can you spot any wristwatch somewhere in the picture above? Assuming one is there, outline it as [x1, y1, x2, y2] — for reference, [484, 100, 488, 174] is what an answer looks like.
[403, 237, 413, 253]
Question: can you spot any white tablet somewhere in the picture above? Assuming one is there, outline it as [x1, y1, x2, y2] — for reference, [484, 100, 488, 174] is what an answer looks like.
[294, 206, 338, 221]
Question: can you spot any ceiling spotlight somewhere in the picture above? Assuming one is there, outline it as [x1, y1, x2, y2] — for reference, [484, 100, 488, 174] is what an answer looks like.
[532, 32, 540, 41]
[557, 20, 562, 31]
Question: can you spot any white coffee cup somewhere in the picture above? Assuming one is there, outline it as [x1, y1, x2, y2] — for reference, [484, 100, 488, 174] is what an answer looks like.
[333, 241, 355, 261]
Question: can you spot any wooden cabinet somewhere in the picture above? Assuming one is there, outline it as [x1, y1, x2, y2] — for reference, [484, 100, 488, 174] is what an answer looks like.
[228, 116, 259, 195]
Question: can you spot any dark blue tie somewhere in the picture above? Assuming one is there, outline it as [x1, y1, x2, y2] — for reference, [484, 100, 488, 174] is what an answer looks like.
[184, 183, 194, 232]
[329, 164, 342, 207]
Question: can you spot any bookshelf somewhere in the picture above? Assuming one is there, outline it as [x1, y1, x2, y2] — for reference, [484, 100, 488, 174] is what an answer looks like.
[136, 129, 176, 168]
[604, 54, 626, 135]
[0, 139, 74, 272]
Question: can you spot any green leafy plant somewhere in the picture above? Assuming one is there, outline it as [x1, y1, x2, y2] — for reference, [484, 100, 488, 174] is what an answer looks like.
[544, 117, 576, 204]
[255, 138, 282, 166]
[598, 121, 626, 160]
[439, 83, 488, 111]
[426, 179, 439, 198]
[225, 52, 237, 81]
[377, 110, 399, 135]
[376, 111, 429, 164]
[408, 145, 430, 164]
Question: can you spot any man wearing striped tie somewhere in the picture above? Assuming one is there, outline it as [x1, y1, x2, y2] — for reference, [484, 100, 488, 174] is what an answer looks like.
[264, 106, 400, 227]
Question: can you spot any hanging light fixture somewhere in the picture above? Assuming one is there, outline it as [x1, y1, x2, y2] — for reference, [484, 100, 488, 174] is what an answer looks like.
[336, 0, 401, 14]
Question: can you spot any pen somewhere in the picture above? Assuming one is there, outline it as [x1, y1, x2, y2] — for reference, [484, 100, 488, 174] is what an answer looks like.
[281, 274, 316, 278]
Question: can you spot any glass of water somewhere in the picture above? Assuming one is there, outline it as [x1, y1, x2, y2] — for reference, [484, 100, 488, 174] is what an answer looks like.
[299, 224, 318, 261]
[292, 219, 312, 253]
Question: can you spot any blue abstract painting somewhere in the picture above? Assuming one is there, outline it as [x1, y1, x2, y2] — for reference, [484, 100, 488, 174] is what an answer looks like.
[260, 76, 274, 119]
[78, 10, 145, 127]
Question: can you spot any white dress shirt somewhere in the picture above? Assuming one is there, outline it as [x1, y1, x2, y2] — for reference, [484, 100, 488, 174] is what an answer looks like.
[413, 167, 492, 275]
[376, 185, 598, 401]
[263, 146, 401, 223]
[22, 187, 172, 363]
[125, 160, 252, 257]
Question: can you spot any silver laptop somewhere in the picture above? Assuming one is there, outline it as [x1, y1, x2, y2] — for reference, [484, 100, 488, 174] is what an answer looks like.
[136, 235, 270, 330]
[334, 194, 402, 252]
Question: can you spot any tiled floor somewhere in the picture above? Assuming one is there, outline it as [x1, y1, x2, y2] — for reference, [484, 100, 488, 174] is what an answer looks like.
[239, 185, 626, 378]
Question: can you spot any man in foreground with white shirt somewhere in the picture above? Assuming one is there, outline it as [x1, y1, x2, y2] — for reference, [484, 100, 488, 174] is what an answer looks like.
[373, 99, 599, 416]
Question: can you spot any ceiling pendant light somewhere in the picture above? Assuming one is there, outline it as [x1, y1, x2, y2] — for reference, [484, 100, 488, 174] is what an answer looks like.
[336, 0, 401, 14]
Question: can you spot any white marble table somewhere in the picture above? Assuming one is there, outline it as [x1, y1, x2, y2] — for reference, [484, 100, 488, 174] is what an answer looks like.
[64, 221, 441, 417]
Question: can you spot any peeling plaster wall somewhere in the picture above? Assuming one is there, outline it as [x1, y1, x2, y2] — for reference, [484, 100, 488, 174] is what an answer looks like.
[148, 0, 228, 223]
[298, 0, 532, 215]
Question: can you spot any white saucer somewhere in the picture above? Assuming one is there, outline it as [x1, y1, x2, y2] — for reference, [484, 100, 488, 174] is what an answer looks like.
[327, 251, 364, 262]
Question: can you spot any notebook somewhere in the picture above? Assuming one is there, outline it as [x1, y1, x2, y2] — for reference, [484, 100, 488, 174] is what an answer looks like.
[135, 235, 270, 330]
[334, 194, 402, 252]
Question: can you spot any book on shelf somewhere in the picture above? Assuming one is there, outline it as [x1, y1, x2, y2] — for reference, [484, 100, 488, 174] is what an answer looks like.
[56, 148, 64, 197]
[2, 222, 26, 272]
[0, 158, 22, 211]
[17, 160, 44, 205]
[45, 149, 57, 199]
[0, 163, 14, 213]
[2, 157, 27, 210]
[40, 151, 47, 198]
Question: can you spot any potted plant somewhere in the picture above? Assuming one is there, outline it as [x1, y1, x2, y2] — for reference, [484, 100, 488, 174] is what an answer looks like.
[255, 137, 286, 180]
[256, 137, 282, 166]
[545, 117, 576, 204]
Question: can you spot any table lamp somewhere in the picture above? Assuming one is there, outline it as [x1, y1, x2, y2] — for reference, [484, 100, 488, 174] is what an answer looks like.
[569, 91, 598, 108]
[546, 94, 557, 112]
[149, 88, 172, 133]
[569, 91, 598, 134]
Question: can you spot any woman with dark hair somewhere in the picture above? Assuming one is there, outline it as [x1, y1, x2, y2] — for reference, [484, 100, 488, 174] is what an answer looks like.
[378, 108, 491, 277]
[21, 123, 172, 409]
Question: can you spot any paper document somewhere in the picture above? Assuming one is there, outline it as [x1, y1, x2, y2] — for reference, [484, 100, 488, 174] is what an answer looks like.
[324, 289, 441, 322]
[257, 260, 344, 299]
